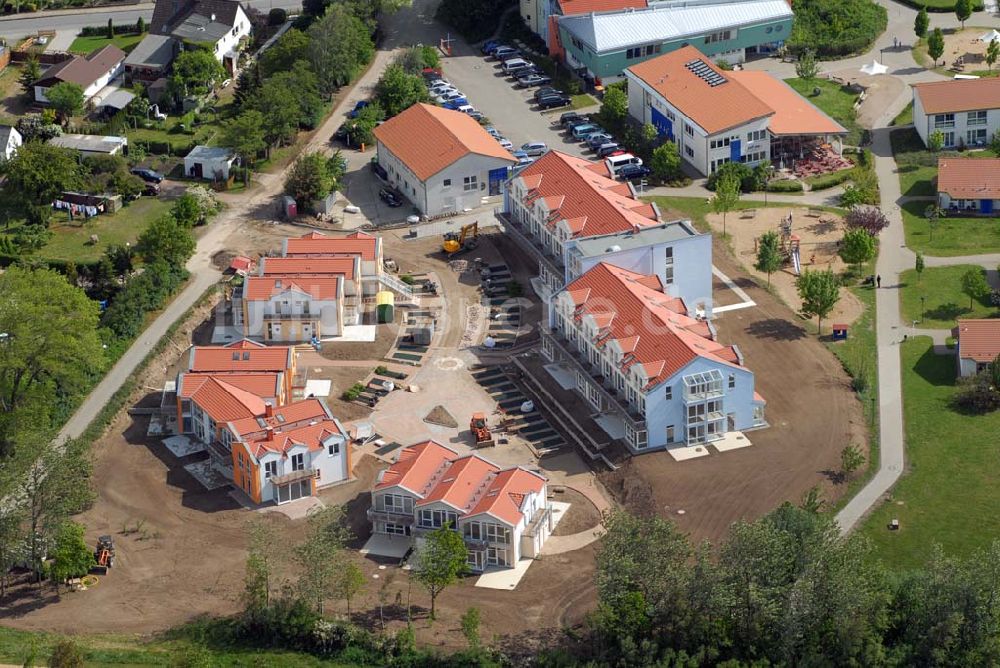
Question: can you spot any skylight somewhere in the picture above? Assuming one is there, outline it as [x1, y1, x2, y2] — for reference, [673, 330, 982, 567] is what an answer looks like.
[685, 59, 727, 87]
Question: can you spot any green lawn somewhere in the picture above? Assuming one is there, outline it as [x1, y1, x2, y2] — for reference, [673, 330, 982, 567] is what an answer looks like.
[901, 199, 1000, 256]
[898, 164, 937, 197]
[891, 102, 913, 127]
[899, 265, 998, 328]
[861, 337, 1000, 570]
[35, 197, 171, 262]
[785, 78, 864, 146]
[69, 33, 144, 55]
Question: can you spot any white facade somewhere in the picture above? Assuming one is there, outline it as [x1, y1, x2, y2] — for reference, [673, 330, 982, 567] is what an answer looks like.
[0, 127, 22, 161]
[625, 72, 771, 175]
[212, 4, 251, 62]
[913, 91, 1000, 149]
[246, 431, 348, 504]
[241, 285, 344, 342]
[185, 146, 236, 180]
[34, 58, 124, 105]
[376, 143, 513, 217]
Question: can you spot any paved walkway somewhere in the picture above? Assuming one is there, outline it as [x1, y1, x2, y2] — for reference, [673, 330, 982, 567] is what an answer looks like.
[541, 482, 610, 555]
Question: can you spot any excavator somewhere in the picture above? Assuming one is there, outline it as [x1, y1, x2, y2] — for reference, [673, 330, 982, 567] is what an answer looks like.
[442, 222, 479, 255]
[470, 412, 493, 447]
[92, 535, 115, 575]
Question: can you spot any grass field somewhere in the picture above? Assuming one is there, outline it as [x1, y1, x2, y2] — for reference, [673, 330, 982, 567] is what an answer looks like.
[785, 78, 864, 146]
[69, 33, 144, 55]
[901, 200, 1000, 256]
[891, 102, 913, 127]
[899, 265, 997, 328]
[861, 337, 1000, 570]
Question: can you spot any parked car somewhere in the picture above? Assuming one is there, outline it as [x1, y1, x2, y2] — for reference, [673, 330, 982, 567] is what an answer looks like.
[521, 141, 548, 156]
[516, 73, 552, 88]
[534, 86, 564, 101]
[379, 188, 402, 207]
[501, 58, 531, 74]
[559, 111, 584, 128]
[481, 39, 502, 54]
[617, 163, 652, 180]
[467, 111, 485, 122]
[516, 156, 535, 167]
[131, 167, 164, 184]
[606, 153, 644, 175]
[347, 100, 369, 118]
[506, 64, 539, 79]
[587, 132, 614, 149]
[596, 142, 621, 158]
[427, 78, 449, 88]
[492, 46, 518, 61]
[537, 95, 571, 109]
[496, 137, 514, 150]
[485, 126, 501, 138]
[571, 123, 603, 140]
[436, 92, 467, 105]
[512, 150, 529, 160]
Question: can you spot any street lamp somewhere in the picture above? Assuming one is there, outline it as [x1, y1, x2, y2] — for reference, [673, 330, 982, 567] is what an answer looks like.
[921, 295, 926, 323]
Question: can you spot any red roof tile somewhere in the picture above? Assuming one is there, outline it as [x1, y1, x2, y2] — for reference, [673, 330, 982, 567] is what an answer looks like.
[937, 157, 1000, 200]
[557, 0, 646, 15]
[730, 71, 846, 136]
[229, 398, 331, 439]
[563, 263, 740, 386]
[375, 440, 459, 494]
[465, 468, 546, 525]
[259, 257, 357, 278]
[913, 78, 1000, 114]
[178, 372, 281, 400]
[513, 151, 659, 238]
[283, 231, 379, 260]
[246, 419, 344, 458]
[416, 456, 500, 512]
[243, 276, 342, 301]
[626, 46, 773, 135]
[188, 343, 293, 373]
[184, 376, 267, 423]
[956, 319, 1000, 363]
[373, 103, 515, 181]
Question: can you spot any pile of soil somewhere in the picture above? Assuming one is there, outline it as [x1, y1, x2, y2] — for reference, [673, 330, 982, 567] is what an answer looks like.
[423, 405, 458, 428]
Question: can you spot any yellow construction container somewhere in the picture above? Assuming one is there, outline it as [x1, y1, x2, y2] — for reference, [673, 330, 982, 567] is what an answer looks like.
[376, 291, 395, 324]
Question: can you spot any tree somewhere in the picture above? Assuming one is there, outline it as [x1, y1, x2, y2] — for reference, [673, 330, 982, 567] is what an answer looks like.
[137, 15, 146, 33]
[987, 39, 999, 71]
[308, 4, 375, 95]
[50, 522, 95, 588]
[928, 128, 945, 152]
[2, 140, 82, 208]
[285, 152, 342, 208]
[241, 519, 274, 620]
[914, 5, 929, 39]
[136, 214, 195, 266]
[268, 7, 288, 24]
[961, 267, 990, 310]
[171, 49, 226, 96]
[927, 28, 945, 67]
[598, 84, 628, 130]
[43, 81, 85, 120]
[460, 607, 481, 649]
[19, 55, 41, 98]
[839, 227, 878, 274]
[649, 141, 681, 183]
[106, 17, 114, 39]
[170, 193, 203, 228]
[332, 558, 365, 616]
[414, 523, 469, 619]
[258, 28, 310, 77]
[712, 172, 740, 235]
[105, 243, 134, 278]
[797, 268, 840, 334]
[294, 506, 352, 614]
[350, 101, 385, 146]
[915, 251, 925, 283]
[373, 64, 429, 117]
[218, 110, 266, 185]
[755, 231, 783, 287]
[992, 129, 1000, 156]
[924, 203, 945, 241]
[252, 76, 302, 148]
[955, 0, 972, 29]
[795, 48, 819, 80]
[845, 206, 889, 236]
[48, 639, 84, 667]
[840, 443, 865, 478]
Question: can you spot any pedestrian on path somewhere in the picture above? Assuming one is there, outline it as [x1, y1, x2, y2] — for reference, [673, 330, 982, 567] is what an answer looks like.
[877, 274, 882, 288]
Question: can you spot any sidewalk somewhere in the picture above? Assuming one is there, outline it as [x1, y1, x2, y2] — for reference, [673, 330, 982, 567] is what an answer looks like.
[0, 1, 153, 21]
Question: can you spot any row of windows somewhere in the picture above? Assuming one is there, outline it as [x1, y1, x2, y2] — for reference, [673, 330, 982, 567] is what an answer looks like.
[747, 129, 766, 142]
[704, 30, 732, 44]
[626, 44, 661, 60]
[968, 110, 988, 126]
[685, 145, 694, 158]
[441, 175, 479, 191]
[709, 136, 738, 149]
[710, 157, 731, 173]
[742, 150, 767, 164]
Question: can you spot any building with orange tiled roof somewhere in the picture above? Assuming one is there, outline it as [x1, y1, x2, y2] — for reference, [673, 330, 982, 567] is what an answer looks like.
[373, 103, 516, 217]
[954, 319, 1000, 377]
[369, 440, 552, 571]
[936, 157, 1000, 215]
[912, 78, 1000, 150]
[543, 262, 765, 452]
[503, 150, 712, 311]
[624, 45, 846, 176]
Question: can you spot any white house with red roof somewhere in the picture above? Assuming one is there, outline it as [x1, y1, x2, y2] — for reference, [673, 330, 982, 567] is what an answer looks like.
[504, 150, 712, 311]
[543, 262, 765, 452]
[954, 319, 1000, 377]
[912, 78, 1000, 150]
[369, 441, 552, 571]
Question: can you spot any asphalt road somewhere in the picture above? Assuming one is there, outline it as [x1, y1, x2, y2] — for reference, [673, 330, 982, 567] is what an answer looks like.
[0, 0, 302, 39]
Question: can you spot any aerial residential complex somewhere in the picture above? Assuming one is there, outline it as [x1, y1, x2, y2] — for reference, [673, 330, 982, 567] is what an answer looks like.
[550, 0, 793, 84]
[936, 157, 1000, 215]
[625, 45, 846, 175]
[911, 78, 1000, 150]
[369, 440, 553, 571]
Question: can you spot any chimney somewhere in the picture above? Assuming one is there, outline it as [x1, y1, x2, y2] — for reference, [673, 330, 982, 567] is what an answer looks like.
[264, 402, 274, 418]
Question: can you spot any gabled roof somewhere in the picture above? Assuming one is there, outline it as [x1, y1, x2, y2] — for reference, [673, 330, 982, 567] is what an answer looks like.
[152, 0, 243, 37]
[188, 341, 294, 374]
[561, 263, 740, 387]
[465, 467, 546, 525]
[512, 151, 659, 238]
[913, 78, 1000, 114]
[626, 45, 773, 135]
[243, 276, 342, 301]
[557, 0, 646, 16]
[124, 34, 177, 69]
[259, 256, 358, 279]
[35, 45, 126, 89]
[245, 419, 344, 458]
[956, 318, 1000, 363]
[177, 372, 282, 400]
[182, 375, 267, 423]
[373, 103, 515, 181]
[416, 455, 500, 511]
[937, 157, 1000, 200]
[730, 70, 847, 136]
[229, 398, 332, 440]
[375, 440, 459, 494]
[283, 231, 379, 260]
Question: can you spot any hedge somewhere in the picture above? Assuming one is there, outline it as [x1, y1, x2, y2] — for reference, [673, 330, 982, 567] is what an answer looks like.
[806, 169, 855, 190]
[786, 0, 887, 58]
[79, 24, 142, 37]
[893, 0, 982, 10]
[767, 180, 805, 192]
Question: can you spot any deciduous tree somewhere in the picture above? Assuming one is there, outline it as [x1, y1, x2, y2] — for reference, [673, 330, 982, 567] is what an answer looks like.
[241, 518, 275, 622]
[136, 214, 195, 266]
[284, 152, 343, 208]
[374, 64, 429, 117]
[755, 230, 783, 287]
[914, 5, 929, 39]
[840, 443, 865, 477]
[795, 48, 819, 80]
[294, 505, 352, 614]
[915, 251, 925, 282]
[219, 110, 267, 183]
[414, 522, 469, 619]
[961, 267, 990, 310]
[308, 4, 374, 95]
[258, 28, 310, 77]
[955, 0, 972, 29]
[839, 227, 878, 273]
[331, 558, 365, 616]
[845, 205, 889, 235]
[171, 49, 226, 96]
[927, 28, 945, 67]
[712, 172, 740, 235]
[19, 55, 41, 98]
[797, 268, 840, 334]
[2, 141, 82, 208]
[987, 39, 999, 71]
[50, 521, 95, 588]
[598, 84, 628, 130]
[649, 141, 681, 183]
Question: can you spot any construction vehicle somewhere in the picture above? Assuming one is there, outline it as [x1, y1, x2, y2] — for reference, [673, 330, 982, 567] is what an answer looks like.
[92, 535, 115, 575]
[470, 412, 493, 447]
[442, 222, 479, 255]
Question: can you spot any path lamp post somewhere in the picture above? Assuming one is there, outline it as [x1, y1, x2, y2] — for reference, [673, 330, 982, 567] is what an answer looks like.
[921, 295, 926, 323]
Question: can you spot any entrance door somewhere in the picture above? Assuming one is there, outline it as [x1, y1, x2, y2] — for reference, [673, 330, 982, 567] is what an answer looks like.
[730, 139, 742, 163]
[981, 199, 994, 215]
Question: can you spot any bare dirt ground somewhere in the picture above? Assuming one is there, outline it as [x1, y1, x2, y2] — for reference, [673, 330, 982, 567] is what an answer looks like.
[600, 236, 868, 546]
[551, 488, 602, 537]
[706, 207, 864, 327]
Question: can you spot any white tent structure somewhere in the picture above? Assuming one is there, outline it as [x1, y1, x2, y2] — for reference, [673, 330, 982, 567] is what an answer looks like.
[860, 61, 889, 75]
[979, 29, 1000, 44]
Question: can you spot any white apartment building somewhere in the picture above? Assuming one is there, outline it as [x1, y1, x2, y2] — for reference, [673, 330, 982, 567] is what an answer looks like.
[912, 78, 1000, 149]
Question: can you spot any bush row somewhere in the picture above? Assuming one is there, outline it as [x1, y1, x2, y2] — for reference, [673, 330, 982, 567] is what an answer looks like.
[79, 24, 143, 37]
[767, 179, 805, 192]
[807, 168, 856, 190]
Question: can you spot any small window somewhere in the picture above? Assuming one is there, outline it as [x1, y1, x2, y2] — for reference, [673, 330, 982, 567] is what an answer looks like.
[443, 178, 451, 187]
[665, 385, 672, 400]
[666, 425, 675, 443]
[684, 146, 694, 158]
[729, 374, 736, 389]
[775, 25, 782, 32]
[328, 442, 340, 456]
[291, 453, 305, 471]
[265, 461, 277, 478]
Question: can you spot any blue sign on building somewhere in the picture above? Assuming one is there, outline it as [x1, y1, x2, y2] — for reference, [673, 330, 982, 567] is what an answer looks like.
[650, 107, 673, 141]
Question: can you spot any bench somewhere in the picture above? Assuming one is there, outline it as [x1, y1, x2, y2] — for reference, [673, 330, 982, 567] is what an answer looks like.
[740, 208, 757, 219]
[807, 207, 824, 218]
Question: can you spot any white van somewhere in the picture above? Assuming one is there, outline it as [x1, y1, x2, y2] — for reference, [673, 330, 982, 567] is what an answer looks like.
[605, 153, 643, 175]
[501, 58, 530, 74]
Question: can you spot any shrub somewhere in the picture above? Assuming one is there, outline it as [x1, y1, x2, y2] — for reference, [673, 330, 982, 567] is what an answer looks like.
[808, 169, 855, 190]
[786, 0, 887, 57]
[400, 274, 415, 285]
[767, 179, 804, 192]
[268, 7, 287, 24]
[706, 161, 754, 192]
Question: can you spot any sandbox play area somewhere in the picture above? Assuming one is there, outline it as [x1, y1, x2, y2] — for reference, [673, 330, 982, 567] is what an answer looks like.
[706, 207, 863, 326]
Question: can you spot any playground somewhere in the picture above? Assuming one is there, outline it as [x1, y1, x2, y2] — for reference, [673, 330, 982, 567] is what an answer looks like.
[705, 207, 864, 327]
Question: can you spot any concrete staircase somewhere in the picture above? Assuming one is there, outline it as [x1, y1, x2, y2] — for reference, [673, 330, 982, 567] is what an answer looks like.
[378, 273, 419, 306]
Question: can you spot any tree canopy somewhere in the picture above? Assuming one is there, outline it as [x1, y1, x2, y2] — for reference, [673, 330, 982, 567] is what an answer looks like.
[838, 227, 877, 272]
[797, 268, 841, 334]
[374, 64, 430, 117]
[171, 49, 226, 95]
[284, 151, 345, 208]
[308, 4, 374, 94]
[414, 523, 469, 619]
[755, 230, 783, 287]
[46, 82, 85, 120]
[786, 0, 887, 58]
[136, 214, 196, 266]
[2, 142, 82, 207]
[258, 28, 310, 77]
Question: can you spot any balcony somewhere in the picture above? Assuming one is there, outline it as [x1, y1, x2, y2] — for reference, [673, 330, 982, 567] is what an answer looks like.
[367, 508, 415, 525]
[263, 312, 317, 321]
[497, 211, 565, 282]
[523, 504, 552, 538]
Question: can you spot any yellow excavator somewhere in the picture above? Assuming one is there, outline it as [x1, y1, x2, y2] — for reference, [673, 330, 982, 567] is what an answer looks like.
[442, 222, 479, 254]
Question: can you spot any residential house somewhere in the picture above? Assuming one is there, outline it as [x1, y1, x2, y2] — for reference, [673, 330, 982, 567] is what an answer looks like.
[555, 0, 793, 85]
[954, 319, 1000, 377]
[936, 157, 1000, 215]
[503, 150, 713, 310]
[281, 231, 385, 296]
[185, 145, 236, 181]
[151, 0, 251, 71]
[373, 103, 517, 217]
[48, 134, 128, 157]
[624, 46, 846, 175]
[369, 440, 553, 571]
[124, 34, 179, 83]
[33, 45, 126, 105]
[912, 78, 1000, 149]
[0, 125, 23, 161]
[543, 262, 765, 452]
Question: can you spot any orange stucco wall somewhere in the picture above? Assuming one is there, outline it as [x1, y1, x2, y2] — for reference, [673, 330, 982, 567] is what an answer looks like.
[231, 441, 262, 503]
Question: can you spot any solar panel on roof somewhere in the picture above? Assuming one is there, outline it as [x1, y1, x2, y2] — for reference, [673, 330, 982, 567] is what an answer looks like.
[684, 58, 727, 87]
